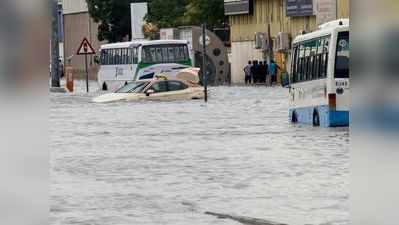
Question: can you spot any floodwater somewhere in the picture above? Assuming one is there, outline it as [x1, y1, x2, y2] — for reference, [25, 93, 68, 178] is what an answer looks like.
[50, 81, 349, 225]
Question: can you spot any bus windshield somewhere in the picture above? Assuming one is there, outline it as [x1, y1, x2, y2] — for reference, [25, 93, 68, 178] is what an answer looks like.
[115, 81, 149, 93]
[141, 44, 189, 64]
[335, 31, 350, 78]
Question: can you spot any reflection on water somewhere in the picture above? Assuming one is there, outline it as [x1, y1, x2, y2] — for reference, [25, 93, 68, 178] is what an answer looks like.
[50, 81, 348, 225]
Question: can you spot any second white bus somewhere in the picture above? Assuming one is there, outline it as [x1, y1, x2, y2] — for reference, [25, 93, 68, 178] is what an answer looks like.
[289, 19, 350, 127]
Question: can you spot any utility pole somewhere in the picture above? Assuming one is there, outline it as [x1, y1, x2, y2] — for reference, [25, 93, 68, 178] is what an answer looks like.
[267, 23, 273, 64]
[202, 23, 208, 102]
[51, 0, 60, 87]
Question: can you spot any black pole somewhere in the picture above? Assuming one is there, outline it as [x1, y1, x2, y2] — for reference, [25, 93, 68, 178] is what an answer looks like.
[267, 23, 273, 63]
[202, 23, 208, 102]
[85, 54, 89, 93]
[51, 0, 60, 87]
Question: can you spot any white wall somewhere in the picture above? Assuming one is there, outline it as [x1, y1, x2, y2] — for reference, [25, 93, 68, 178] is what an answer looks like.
[63, 0, 88, 14]
[230, 41, 264, 84]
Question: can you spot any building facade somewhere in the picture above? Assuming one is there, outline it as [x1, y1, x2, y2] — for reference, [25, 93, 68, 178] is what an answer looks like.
[62, 0, 103, 79]
[225, 0, 349, 84]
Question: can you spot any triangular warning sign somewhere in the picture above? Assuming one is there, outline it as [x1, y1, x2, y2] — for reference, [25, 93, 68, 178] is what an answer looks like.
[77, 37, 96, 55]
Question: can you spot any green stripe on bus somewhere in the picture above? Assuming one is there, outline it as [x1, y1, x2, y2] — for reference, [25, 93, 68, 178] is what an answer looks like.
[134, 60, 192, 80]
[137, 61, 192, 70]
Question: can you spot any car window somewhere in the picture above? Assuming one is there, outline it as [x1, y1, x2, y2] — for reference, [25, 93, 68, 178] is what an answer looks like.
[149, 81, 168, 93]
[115, 82, 149, 93]
[168, 81, 188, 92]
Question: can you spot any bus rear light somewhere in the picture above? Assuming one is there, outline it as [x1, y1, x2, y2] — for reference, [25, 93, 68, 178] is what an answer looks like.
[329, 93, 336, 109]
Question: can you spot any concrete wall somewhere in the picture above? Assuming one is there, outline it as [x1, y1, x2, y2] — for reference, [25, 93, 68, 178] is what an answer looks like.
[62, 0, 88, 14]
[63, 12, 103, 79]
[230, 41, 264, 84]
[337, 0, 349, 18]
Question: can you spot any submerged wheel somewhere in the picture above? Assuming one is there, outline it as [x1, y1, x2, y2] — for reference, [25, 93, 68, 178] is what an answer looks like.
[102, 82, 108, 91]
[313, 110, 320, 127]
[291, 111, 298, 123]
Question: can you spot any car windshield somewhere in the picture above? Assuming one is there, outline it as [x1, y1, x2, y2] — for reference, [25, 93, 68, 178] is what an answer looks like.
[115, 82, 149, 93]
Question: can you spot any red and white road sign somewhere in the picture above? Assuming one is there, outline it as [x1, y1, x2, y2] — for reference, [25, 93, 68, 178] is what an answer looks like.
[77, 37, 96, 55]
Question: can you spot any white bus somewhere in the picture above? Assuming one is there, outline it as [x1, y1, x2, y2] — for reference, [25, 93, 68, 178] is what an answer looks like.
[98, 40, 192, 91]
[289, 19, 350, 127]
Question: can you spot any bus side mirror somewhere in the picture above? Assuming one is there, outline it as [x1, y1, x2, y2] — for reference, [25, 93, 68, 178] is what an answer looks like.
[145, 89, 155, 96]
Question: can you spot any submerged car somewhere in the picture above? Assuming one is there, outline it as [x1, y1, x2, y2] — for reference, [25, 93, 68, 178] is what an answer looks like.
[92, 79, 205, 103]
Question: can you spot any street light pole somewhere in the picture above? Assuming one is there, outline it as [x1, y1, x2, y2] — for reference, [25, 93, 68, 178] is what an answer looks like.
[202, 23, 208, 102]
[51, 0, 60, 87]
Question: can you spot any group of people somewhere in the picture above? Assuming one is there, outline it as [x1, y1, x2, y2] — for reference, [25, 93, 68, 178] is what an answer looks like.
[243, 60, 279, 86]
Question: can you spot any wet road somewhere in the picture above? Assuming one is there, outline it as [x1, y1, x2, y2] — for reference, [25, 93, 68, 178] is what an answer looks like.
[50, 81, 349, 225]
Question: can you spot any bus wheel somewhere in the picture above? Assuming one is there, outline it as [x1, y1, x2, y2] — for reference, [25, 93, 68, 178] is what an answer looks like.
[292, 111, 298, 123]
[313, 110, 320, 127]
[102, 82, 108, 91]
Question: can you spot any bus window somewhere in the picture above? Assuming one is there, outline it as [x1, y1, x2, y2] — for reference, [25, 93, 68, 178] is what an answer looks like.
[316, 38, 324, 79]
[298, 44, 305, 82]
[115, 49, 121, 65]
[127, 49, 132, 64]
[310, 40, 318, 80]
[133, 48, 138, 63]
[335, 31, 349, 78]
[321, 36, 330, 78]
[184, 46, 189, 60]
[156, 47, 163, 62]
[142, 46, 157, 63]
[149, 48, 156, 62]
[124, 48, 129, 64]
[178, 46, 186, 61]
[162, 48, 169, 62]
[141, 44, 190, 64]
[305, 43, 312, 81]
[167, 47, 175, 62]
[121, 48, 127, 64]
[100, 50, 107, 65]
[291, 45, 299, 83]
[109, 49, 114, 65]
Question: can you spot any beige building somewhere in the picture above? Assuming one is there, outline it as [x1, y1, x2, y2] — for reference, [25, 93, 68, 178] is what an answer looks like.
[63, 0, 103, 79]
[226, 0, 349, 84]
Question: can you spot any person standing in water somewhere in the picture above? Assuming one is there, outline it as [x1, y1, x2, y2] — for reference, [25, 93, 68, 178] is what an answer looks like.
[268, 60, 280, 86]
[244, 61, 252, 85]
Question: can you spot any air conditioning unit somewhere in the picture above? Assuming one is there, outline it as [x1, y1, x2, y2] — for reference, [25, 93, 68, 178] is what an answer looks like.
[276, 32, 291, 52]
[254, 32, 266, 49]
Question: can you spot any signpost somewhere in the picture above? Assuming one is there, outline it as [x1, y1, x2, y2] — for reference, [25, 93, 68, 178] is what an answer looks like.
[224, 0, 253, 16]
[286, 0, 314, 17]
[77, 37, 96, 93]
[51, 0, 60, 88]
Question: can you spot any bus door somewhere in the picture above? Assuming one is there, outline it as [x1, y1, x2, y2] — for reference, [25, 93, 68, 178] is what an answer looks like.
[99, 49, 118, 82]
[115, 48, 136, 82]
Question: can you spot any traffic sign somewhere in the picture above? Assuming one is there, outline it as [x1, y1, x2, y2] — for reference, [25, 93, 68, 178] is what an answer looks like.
[77, 37, 96, 55]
